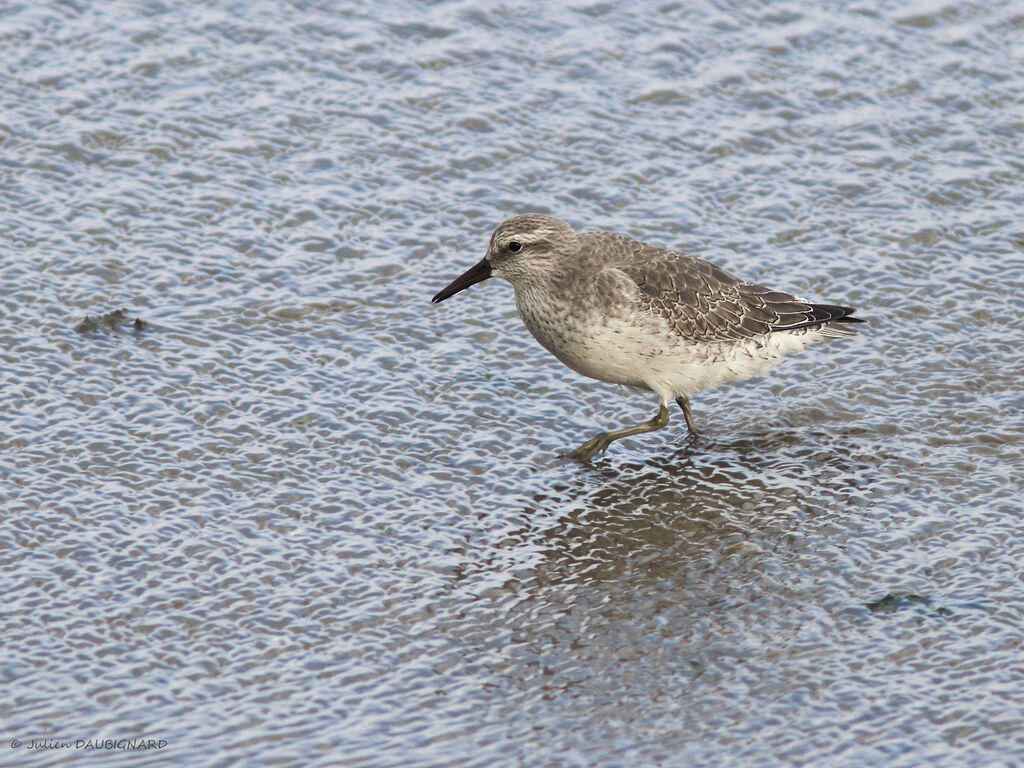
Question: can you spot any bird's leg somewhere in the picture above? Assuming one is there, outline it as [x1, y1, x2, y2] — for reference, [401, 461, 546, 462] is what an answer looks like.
[675, 396, 699, 436]
[566, 404, 670, 462]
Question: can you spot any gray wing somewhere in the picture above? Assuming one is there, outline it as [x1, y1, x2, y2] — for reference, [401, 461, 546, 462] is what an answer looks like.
[606, 238, 860, 342]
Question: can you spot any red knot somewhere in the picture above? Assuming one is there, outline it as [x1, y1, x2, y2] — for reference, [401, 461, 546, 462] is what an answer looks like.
[433, 213, 864, 461]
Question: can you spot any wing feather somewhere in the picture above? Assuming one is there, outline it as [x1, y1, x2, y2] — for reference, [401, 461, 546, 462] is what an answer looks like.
[593, 235, 862, 341]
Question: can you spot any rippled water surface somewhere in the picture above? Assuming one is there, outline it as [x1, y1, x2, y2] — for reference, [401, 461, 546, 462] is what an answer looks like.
[2, 0, 1023, 765]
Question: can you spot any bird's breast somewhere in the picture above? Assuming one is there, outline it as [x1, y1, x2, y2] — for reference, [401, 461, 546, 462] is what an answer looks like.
[513, 283, 656, 388]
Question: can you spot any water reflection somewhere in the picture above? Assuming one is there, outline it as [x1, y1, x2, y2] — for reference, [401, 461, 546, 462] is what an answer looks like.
[510, 430, 866, 590]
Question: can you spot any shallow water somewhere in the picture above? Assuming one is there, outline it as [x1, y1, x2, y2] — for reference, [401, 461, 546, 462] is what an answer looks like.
[2, 0, 1023, 765]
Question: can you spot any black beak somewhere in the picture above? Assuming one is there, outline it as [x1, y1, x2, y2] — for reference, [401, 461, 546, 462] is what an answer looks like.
[432, 258, 493, 303]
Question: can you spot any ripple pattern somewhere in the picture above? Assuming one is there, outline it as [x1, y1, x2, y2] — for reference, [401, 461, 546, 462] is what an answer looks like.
[1, 1, 1023, 766]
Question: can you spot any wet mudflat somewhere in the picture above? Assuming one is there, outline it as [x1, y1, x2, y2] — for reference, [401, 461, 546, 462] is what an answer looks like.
[1, 1, 1022, 766]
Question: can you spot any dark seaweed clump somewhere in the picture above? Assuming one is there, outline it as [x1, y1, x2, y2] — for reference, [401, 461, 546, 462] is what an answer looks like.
[74, 308, 146, 333]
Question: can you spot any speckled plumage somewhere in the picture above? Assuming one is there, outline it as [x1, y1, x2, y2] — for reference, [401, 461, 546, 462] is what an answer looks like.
[432, 213, 863, 459]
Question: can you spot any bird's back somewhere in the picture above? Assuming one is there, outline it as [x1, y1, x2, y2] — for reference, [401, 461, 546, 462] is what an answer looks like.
[577, 230, 862, 343]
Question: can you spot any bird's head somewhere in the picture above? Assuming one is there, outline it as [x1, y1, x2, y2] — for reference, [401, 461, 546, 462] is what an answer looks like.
[432, 214, 577, 303]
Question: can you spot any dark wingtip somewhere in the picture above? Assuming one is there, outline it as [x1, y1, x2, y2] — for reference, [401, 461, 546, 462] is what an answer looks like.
[832, 311, 866, 324]
[810, 304, 863, 324]
[768, 302, 865, 332]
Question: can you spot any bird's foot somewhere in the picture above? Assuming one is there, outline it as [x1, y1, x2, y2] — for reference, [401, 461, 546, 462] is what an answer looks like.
[564, 432, 612, 462]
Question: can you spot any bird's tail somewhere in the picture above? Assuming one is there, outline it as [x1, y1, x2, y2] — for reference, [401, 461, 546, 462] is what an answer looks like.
[813, 305, 865, 338]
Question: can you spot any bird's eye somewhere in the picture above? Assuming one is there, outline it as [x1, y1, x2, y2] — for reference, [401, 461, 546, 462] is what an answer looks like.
[507, 241, 522, 253]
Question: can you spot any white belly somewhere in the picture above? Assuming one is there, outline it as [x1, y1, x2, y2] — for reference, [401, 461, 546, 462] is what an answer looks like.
[515, 287, 827, 403]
